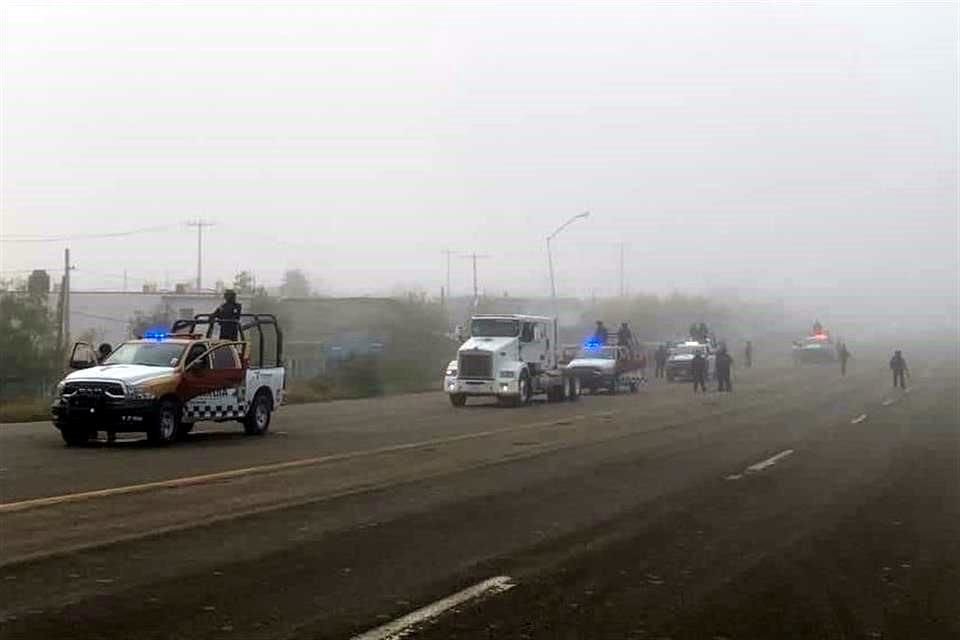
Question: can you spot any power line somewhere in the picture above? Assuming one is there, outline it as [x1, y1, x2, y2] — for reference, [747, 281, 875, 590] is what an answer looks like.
[0, 224, 179, 243]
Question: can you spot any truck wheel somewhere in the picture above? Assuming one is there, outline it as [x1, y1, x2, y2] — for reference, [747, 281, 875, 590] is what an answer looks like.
[449, 393, 467, 407]
[60, 426, 92, 447]
[148, 399, 181, 445]
[518, 371, 532, 405]
[567, 376, 580, 401]
[244, 390, 273, 435]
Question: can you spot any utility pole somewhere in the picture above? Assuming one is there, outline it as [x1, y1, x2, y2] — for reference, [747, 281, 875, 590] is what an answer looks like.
[63, 248, 73, 349]
[186, 219, 215, 291]
[618, 242, 625, 298]
[460, 252, 490, 311]
[441, 249, 457, 301]
[123, 269, 128, 293]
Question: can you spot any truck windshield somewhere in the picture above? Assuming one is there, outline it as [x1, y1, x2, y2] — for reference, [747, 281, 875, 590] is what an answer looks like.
[470, 318, 519, 337]
[103, 342, 187, 367]
[670, 346, 704, 356]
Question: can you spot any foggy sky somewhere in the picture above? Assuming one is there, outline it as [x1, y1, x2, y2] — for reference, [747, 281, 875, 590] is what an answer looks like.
[1, 2, 957, 322]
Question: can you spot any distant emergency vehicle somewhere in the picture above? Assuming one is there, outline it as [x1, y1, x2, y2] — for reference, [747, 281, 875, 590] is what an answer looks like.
[665, 340, 715, 382]
[792, 332, 836, 364]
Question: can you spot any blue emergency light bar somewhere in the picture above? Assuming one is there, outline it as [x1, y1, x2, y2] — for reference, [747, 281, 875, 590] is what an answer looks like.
[143, 329, 168, 341]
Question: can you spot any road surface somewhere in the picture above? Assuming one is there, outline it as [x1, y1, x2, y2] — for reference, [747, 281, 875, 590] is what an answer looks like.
[1, 350, 957, 639]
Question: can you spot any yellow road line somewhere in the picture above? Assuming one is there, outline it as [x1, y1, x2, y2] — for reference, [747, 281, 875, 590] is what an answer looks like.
[0, 413, 591, 514]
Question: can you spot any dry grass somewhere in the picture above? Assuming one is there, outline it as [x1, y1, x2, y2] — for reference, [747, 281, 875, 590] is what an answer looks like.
[0, 397, 50, 424]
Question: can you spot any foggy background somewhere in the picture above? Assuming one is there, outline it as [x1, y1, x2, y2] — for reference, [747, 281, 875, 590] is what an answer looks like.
[2, 2, 957, 331]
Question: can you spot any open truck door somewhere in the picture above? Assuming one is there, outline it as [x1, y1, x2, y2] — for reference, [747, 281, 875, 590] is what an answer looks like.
[68, 342, 98, 369]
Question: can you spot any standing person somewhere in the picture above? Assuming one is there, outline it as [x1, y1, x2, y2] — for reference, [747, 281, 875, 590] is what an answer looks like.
[691, 350, 707, 393]
[637, 349, 648, 384]
[617, 322, 634, 356]
[212, 289, 242, 340]
[744, 341, 753, 368]
[716, 347, 734, 392]
[655, 344, 668, 378]
[594, 321, 609, 345]
[839, 342, 851, 376]
[890, 350, 909, 389]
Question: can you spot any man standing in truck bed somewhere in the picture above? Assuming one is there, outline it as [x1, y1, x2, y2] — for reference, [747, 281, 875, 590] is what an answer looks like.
[212, 289, 242, 341]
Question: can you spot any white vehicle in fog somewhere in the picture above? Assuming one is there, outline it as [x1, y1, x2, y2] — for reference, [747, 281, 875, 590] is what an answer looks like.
[443, 314, 580, 407]
[665, 340, 715, 382]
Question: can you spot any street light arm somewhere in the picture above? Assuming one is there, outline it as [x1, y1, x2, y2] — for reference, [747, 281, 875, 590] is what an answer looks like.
[547, 211, 590, 241]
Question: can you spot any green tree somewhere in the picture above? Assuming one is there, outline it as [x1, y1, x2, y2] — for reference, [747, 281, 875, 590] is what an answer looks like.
[233, 271, 256, 295]
[0, 292, 60, 390]
[128, 305, 172, 339]
[281, 269, 311, 298]
[27, 270, 51, 295]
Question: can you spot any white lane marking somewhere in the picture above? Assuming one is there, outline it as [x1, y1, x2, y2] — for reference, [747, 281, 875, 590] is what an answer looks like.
[0, 415, 592, 513]
[851, 414, 868, 424]
[882, 398, 896, 407]
[350, 576, 515, 640]
[746, 449, 794, 473]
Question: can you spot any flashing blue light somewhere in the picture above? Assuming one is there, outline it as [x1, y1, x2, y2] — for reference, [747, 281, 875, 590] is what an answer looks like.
[144, 328, 168, 341]
[583, 338, 604, 351]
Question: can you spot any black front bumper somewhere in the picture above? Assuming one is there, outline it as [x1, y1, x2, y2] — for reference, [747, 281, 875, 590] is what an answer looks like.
[666, 363, 693, 380]
[570, 369, 615, 389]
[51, 397, 158, 432]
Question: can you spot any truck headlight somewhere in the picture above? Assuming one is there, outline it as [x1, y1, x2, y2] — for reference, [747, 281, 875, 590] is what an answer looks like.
[55, 381, 66, 396]
[128, 386, 156, 400]
[499, 370, 516, 379]
[445, 367, 458, 376]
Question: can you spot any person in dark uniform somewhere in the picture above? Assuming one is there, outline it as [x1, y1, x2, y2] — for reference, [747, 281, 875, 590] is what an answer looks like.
[594, 321, 609, 345]
[654, 344, 668, 378]
[839, 343, 851, 376]
[744, 341, 753, 368]
[691, 350, 707, 393]
[813, 319, 823, 334]
[715, 347, 733, 392]
[890, 350, 908, 389]
[97, 343, 113, 364]
[213, 289, 242, 341]
[617, 322, 634, 356]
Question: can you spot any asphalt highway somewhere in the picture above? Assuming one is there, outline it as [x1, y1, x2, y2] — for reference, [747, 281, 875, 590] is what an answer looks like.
[0, 349, 956, 639]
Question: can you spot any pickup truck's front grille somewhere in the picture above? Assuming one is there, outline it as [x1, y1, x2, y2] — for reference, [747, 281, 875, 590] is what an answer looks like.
[458, 352, 493, 379]
[62, 381, 125, 398]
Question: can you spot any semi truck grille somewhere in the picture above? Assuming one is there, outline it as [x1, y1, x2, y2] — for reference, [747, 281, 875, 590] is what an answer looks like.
[458, 352, 493, 379]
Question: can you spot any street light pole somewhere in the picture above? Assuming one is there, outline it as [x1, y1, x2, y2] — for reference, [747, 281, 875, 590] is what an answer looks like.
[546, 211, 590, 314]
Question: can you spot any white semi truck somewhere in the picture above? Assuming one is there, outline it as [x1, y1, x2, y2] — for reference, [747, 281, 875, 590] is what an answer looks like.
[443, 314, 581, 407]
